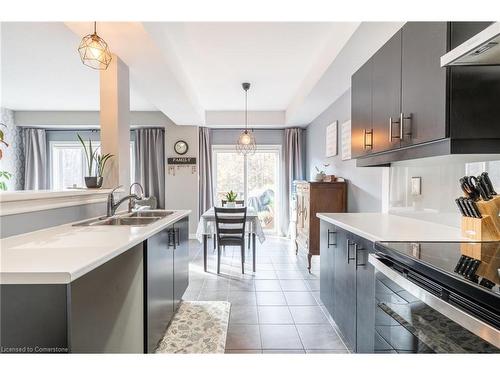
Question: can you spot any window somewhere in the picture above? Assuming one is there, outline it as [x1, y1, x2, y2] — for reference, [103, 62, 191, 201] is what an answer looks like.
[50, 141, 135, 190]
[213, 145, 281, 234]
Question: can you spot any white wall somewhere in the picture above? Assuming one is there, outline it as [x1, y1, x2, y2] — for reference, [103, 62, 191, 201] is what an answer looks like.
[305, 89, 388, 213]
[14, 111, 174, 127]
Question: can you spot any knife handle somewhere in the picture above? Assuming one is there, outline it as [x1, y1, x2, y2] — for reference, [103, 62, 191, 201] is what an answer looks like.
[455, 198, 467, 216]
[469, 199, 483, 218]
[459, 197, 473, 217]
[481, 172, 497, 196]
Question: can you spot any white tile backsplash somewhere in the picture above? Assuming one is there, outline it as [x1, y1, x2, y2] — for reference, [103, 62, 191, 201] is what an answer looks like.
[389, 155, 500, 228]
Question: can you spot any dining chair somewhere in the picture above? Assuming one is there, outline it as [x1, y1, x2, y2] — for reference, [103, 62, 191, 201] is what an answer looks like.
[221, 200, 251, 250]
[213, 200, 246, 250]
[214, 207, 247, 274]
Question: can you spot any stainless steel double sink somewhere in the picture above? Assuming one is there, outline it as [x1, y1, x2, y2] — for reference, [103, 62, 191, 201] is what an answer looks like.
[74, 210, 174, 227]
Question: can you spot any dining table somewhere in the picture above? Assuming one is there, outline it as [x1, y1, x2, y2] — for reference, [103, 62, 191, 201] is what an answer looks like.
[196, 207, 266, 272]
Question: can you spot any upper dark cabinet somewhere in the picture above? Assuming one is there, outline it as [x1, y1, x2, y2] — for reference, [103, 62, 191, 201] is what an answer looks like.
[372, 31, 402, 153]
[401, 22, 448, 146]
[351, 22, 500, 166]
[351, 59, 373, 158]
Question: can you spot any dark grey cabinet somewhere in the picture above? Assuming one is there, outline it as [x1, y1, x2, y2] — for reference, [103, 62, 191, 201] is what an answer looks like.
[351, 21, 500, 166]
[320, 220, 335, 317]
[173, 217, 189, 310]
[144, 227, 174, 353]
[333, 230, 356, 350]
[319, 221, 376, 353]
[371, 30, 402, 153]
[350, 233, 375, 354]
[351, 59, 373, 158]
[401, 22, 448, 146]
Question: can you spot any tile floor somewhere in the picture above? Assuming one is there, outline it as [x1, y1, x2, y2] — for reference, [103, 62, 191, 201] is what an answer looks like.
[182, 236, 348, 354]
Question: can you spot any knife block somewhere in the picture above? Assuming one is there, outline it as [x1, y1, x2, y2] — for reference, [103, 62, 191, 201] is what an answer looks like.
[461, 215, 500, 241]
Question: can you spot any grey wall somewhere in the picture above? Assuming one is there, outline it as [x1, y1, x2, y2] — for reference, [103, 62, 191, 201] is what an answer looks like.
[0, 202, 106, 238]
[305, 89, 388, 213]
[211, 128, 285, 146]
[164, 123, 199, 235]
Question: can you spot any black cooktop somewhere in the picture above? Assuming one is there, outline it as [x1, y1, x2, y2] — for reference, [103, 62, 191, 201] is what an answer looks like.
[375, 241, 500, 297]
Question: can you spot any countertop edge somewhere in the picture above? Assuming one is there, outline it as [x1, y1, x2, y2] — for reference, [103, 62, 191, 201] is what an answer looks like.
[316, 213, 383, 242]
[0, 209, 191, 285]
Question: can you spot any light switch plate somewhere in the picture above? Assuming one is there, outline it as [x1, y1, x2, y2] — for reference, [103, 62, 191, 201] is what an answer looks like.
[411, 177, 421, 196]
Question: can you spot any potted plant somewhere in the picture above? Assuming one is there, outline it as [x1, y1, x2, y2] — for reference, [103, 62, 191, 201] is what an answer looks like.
[315, 166, 326, 182]
[225, 190, 238, 207]
[77, 134, 114, 188]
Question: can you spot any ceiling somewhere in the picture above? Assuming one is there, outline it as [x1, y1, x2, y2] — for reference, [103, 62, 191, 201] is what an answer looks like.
[151, 22, 347, 111]
[1, 21, 396, 127]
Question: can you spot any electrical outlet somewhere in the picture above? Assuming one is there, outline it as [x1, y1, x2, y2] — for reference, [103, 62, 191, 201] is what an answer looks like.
[411, 243, 421, 258]
[411, 177, 421, 196]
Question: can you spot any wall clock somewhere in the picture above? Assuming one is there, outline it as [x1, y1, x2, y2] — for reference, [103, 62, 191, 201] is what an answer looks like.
[174, 140, 189, 155]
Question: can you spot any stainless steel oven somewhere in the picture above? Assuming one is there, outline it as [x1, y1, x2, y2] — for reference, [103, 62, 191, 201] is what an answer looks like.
[367, 242, 500, 353]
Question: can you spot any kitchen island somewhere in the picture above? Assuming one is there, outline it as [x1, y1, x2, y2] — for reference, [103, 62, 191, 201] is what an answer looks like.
[0, 209, 190, 353]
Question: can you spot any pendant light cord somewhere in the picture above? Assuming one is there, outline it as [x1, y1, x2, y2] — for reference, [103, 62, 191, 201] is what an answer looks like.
[245, 89, 248, 131]
[94, 21, 97, 35]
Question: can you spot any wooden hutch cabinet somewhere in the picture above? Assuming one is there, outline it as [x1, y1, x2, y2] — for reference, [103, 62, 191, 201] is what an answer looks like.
[294, 181, 347, 271]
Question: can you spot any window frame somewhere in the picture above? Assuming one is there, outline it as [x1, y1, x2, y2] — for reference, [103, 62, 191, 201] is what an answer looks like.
[49, 140, 136, 189]
[211, 144, 282, 234]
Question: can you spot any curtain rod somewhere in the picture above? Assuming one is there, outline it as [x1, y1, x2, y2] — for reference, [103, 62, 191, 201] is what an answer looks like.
[210, 128, 291, 131]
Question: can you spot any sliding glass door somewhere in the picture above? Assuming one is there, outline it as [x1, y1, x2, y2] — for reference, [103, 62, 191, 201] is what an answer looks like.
[213, 145, 280, 234]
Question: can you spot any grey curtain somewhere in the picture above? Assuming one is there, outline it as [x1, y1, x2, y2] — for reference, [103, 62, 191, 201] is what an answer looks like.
[134, 128, 165, 208]
[198, 127, 213, 216]
[282, 128, 304, 236]
[23, 128, 47, 190]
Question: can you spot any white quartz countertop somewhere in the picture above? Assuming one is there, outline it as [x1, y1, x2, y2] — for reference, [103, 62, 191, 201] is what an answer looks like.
[316, 213, 467, 243]
[0, 210, 191, 285]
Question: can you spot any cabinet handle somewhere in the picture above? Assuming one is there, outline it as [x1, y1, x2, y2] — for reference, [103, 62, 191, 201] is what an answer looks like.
[346, 239, 356, 264]
[327, 230, 337, 248]
[388, 116, 401, 142]
[355, 244, 366, 268]
[400, 112, 412, 140]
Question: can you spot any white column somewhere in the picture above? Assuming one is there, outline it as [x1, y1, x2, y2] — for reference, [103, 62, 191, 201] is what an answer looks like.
[99, 55, 130, 189]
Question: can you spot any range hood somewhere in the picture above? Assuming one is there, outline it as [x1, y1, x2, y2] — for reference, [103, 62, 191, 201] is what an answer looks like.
[441, 22, 500, 66]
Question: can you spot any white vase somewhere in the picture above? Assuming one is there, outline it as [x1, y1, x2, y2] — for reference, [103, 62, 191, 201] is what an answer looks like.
[227, 202, 236, 208]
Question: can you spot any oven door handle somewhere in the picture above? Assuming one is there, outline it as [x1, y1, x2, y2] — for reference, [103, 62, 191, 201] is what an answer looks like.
[368, 254, 500, 349]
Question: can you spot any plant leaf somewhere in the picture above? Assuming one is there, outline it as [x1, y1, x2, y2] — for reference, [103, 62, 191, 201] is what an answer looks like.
[77, 134, 92, 175]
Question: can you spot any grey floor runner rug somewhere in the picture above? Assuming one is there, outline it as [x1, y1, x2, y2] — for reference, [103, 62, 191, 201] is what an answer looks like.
[156, 301, 231, 354]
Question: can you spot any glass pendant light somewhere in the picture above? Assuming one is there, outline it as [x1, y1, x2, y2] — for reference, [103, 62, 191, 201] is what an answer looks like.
[236, 82, 256, 155]
[78, 22, 112, 70]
